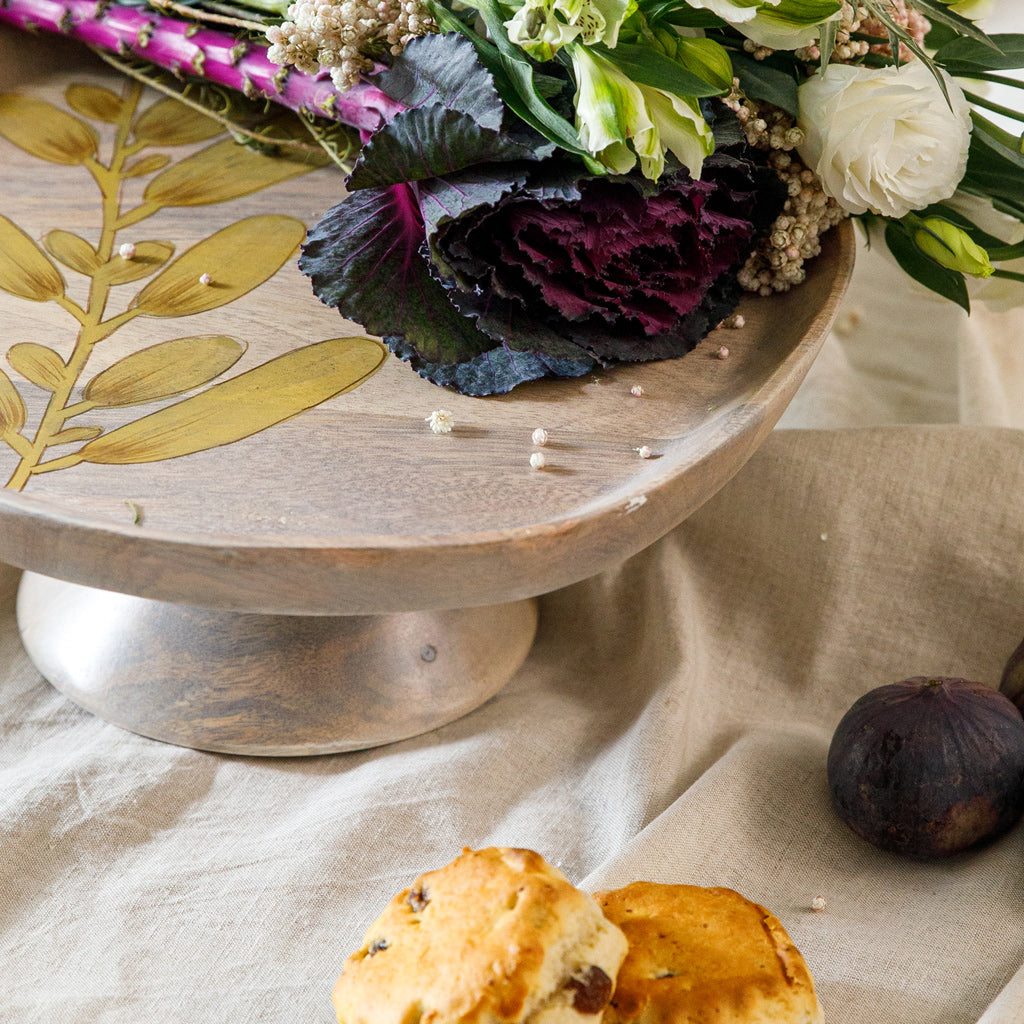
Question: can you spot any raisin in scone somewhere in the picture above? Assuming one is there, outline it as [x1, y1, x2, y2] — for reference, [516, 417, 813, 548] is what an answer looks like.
[594, 882, 824, 1024]
[332, 847, 629, 1024]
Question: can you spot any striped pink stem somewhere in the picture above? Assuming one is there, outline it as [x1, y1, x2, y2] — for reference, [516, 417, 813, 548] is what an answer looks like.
[0, 0, 404, 130]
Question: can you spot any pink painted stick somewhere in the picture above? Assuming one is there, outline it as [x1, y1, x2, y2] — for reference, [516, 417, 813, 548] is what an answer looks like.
[0, 0, 404, 130]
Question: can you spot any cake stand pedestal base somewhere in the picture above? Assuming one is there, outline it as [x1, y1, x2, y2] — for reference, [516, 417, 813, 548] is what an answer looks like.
[16, 571, 538, 756]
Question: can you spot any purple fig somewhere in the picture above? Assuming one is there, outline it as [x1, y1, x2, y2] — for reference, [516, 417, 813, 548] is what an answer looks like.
[827, 677, 1024, 859]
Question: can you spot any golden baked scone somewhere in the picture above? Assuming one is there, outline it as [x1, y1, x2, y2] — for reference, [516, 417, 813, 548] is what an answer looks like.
[333, 847, 629, 1024]
[594, 882, 824, 1024]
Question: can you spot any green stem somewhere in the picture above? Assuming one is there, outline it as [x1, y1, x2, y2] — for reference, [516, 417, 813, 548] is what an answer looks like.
[991, 268, 1024, 283]
[958, 71, 1024, 91]
[964, 89, 1024, 125]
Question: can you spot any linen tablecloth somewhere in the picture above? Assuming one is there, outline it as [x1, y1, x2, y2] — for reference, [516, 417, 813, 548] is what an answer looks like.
[3, 12, 1024, 1020]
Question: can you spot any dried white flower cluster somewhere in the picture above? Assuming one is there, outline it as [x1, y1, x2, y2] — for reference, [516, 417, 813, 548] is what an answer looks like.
[266, 0, 435, 91]
[724, 84, 845, 296]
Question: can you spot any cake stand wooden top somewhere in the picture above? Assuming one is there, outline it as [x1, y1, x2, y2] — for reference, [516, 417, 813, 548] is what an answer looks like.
[0, 28, 854, 614]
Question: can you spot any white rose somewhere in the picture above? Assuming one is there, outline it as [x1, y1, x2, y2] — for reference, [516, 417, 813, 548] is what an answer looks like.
[797, 62, 973, 219]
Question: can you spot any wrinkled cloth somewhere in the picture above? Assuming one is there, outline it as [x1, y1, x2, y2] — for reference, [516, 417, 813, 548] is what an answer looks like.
[4, 11, 1024, 1014]
[3, 232, 1024, 1023]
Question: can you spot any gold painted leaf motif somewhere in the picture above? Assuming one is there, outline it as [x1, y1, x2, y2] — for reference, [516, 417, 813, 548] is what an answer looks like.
[76, 337, 387, 465]
[132, 216, 306, 317]
[0, 216, 66, 302]
[0, 369, 27, 433]
[8, 343, 66, 391]
[65, 84, 124, 123]
[0, 94, 98, 165]
[102, 241, 175, 286]
[49, 425, 104, 446]
[143, 138, 329, 208]
[123, 153, 171, 179]
[84, 335, 247, 407]
[132, 98, 223, 146]
[45, 229, 102, 275]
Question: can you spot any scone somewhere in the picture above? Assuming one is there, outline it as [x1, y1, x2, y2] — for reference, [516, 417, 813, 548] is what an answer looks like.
[333, 847, 629, 1024]
[594, 882, 824, 1024]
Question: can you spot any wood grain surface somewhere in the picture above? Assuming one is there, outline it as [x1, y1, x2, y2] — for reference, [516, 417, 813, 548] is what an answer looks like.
[0, 26, 856, 615]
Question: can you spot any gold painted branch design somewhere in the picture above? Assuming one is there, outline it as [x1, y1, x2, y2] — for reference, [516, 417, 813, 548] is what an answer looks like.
[0, 80, 385, 492]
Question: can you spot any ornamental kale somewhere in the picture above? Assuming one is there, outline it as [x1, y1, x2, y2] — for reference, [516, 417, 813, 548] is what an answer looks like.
[299, 33, 784, 394]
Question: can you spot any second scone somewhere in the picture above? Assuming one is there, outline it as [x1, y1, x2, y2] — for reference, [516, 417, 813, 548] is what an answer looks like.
[333, 847, 629, 1024]
[594, 882, 824, 1024]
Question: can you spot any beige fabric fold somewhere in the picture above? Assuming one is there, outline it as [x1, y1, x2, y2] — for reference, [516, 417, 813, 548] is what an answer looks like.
[3, 425, 1024, 1023]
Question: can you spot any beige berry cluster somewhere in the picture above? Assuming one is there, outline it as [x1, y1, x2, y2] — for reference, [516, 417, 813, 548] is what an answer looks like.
[266, 0, 435, 91]
[724, 85, 845, 296]
[794, 3, 871, 63]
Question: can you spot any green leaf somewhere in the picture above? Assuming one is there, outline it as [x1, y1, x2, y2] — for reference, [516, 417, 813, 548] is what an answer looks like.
[884, 220, 970, 312]
[936, 33, 1024, 73]
[818, 17, 839, 71]
[435, 0, 588, 156]
[593, 41, 727, 97]
[641, 2, 724, 29]
[675, 37, 734, 93]
[728, 53, 799, 116]
[915, 2, 1002, 50]
[970, 111, 1024, 168]
[347, 105, 539, 190]
[754, 0, 841, 29]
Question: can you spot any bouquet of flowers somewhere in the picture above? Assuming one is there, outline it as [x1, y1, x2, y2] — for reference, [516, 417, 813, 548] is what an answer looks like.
[2, 0, 1021, 394]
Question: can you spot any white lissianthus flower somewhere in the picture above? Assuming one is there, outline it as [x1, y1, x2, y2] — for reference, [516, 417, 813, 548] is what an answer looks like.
[505, 0, 631, 60]
[570, 44, 713, 180]
[685, 0, 780, 24]
[797, 61, 972, 219]
[741, 1, 842, 50]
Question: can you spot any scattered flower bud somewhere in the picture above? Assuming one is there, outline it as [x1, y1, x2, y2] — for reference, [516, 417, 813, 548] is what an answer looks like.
[635, 445, 653, 459]
[118, 242, 136, 259]
[530, 451, 546, 469]
[426, 409, 454, 434]
[630, 384, 645, 397]
[531, 427, 549, 446]
[811, 895, 827, 912]
[716, 345, 730, 359]
[198, 272, 212, 286]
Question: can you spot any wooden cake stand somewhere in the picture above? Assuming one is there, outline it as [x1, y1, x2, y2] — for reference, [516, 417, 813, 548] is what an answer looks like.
[0, 28, 855, 753]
